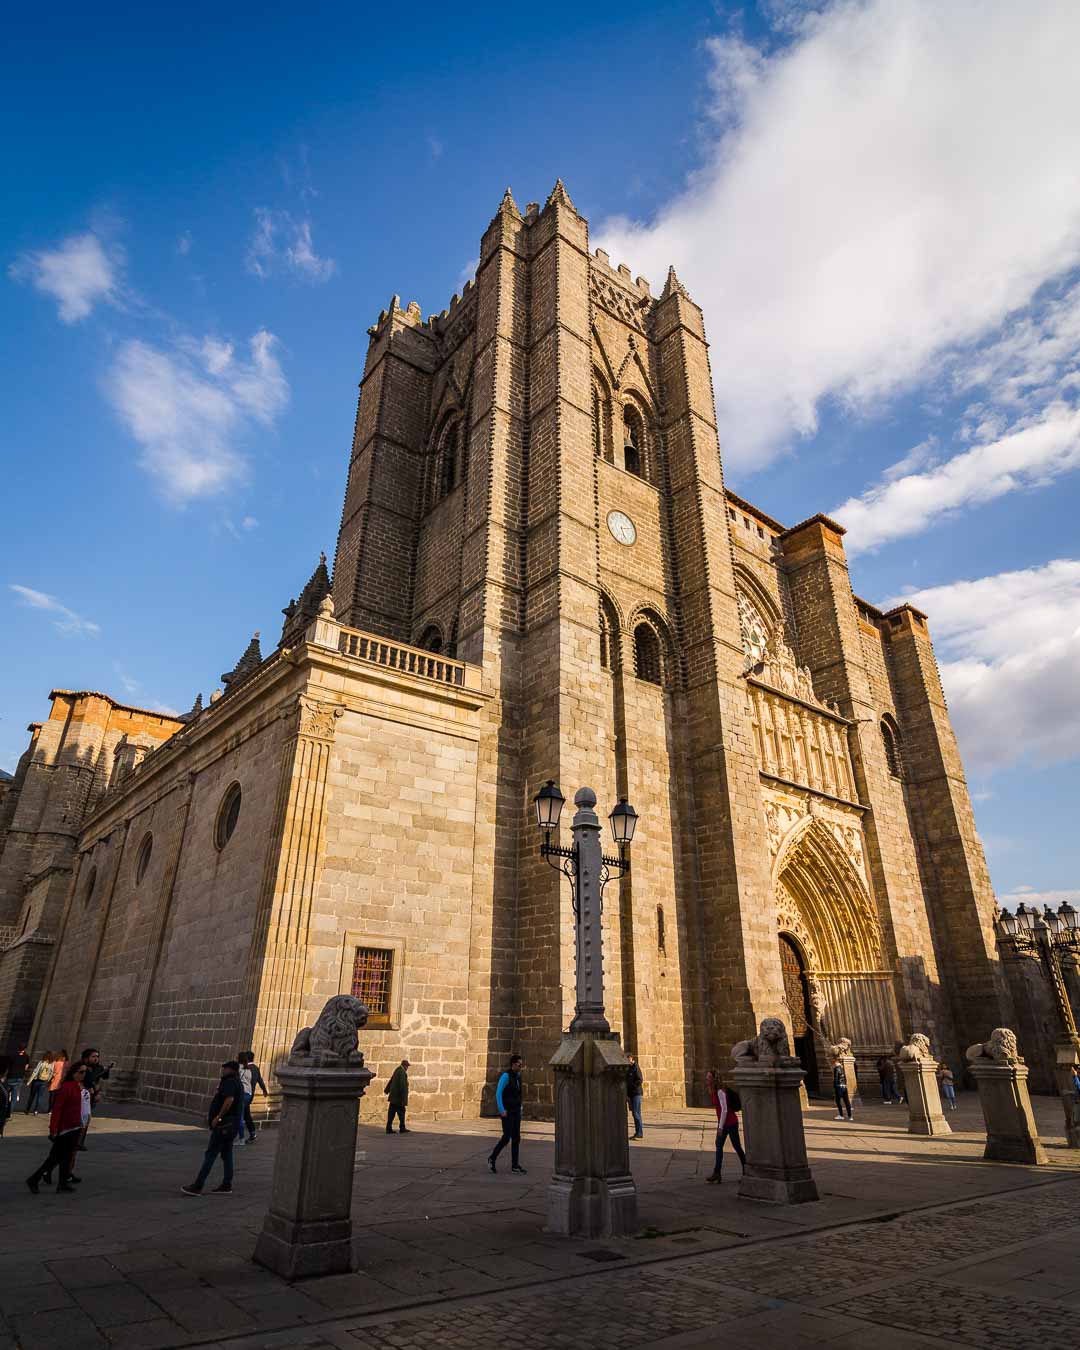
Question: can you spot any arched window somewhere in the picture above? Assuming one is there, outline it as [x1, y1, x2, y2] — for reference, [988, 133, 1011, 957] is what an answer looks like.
[634, 623, 662, 685]
[623, 406, 645, 480]
[599, 597, 620, 672]
[418, 625, 443, 655]
[83, 865, 97, 907]
[881, 717, 903, 778]
[215, 783, 242, 850]
[134, 833, 153, 884]
[439, 424, 460, 498]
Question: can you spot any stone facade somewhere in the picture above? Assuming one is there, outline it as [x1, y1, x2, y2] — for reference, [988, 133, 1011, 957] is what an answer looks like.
[0, 183, 1016, 1115]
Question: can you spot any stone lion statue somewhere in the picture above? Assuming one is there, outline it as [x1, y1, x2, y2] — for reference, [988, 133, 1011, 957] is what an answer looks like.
[291, 995, 370, 1064]
[732, 1016, 799, 1066]
[899, 1032, 933, 1063]
[830, 1037, 852, 1058]
[966, 1026, 1022, 1066]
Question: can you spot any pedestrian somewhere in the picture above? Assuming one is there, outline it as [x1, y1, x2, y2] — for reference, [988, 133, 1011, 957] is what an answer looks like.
[626, 1053, 644, 1140]
[237, 1051, 268, 1144]
[78, 1049, 114, 1151]
[0, 1057, 11, 1137]
[939, 1063, 958, 1111]
[7, 1045, 29, 1112]
[1072, 1067, 1080, 1100]
[24, 1051, 54, 1114]
[885, 1055, 902, 1103]
[26, 1061, 89, 1194]
[705, 1069, 745, 1183]
[893, 1042, 908, 1102]
[488, 1054, 526, 1174]
[384, 1059, 410, 1134]
[180, 1060, 244, 1196]
[236, 1056, 253, 1145]
[832, 1056, 853, 1120]
[48, 1049, 68, 1107]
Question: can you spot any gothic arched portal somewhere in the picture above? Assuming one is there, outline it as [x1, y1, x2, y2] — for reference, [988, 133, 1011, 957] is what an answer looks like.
[774, 817, 901, 1071]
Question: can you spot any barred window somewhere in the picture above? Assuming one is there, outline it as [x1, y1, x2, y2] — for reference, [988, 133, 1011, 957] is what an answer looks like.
[351, 947, 393, 1027]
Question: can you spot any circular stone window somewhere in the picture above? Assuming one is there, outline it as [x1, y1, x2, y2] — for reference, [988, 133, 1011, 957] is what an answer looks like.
[135, 833, 153, 883]
[215, 782, 242, 850]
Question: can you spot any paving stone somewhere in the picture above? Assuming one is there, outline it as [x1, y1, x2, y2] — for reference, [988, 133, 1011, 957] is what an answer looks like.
[70, 1283, 166, 1329]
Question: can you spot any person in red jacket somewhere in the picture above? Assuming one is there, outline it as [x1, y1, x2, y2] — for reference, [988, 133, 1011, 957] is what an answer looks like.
[26, 1062, 88, 1194]
[706, 1069, 746, 1184]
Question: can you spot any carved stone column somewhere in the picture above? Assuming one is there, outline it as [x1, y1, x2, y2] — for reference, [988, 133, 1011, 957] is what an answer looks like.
[242, 696, 344, 1105]
[732, 1021, 819, 1205]
[254, 996, 374, 1279]
[898, 1058, 951, 1136]
[967, 1031, 1047, 1165]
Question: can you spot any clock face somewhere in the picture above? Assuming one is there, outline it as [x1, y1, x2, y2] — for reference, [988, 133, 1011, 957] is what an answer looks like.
[607, 510, 637, 546]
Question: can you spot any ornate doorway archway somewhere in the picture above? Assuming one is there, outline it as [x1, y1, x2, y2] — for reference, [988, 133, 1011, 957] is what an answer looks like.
[779, 932, 819, 1093]
[773, 816, 901, 1068]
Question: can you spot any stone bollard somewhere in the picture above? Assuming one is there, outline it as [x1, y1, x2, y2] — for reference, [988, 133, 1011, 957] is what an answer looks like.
[897, 1033, 951, 1136]
[547, 1031, 638, 1237]
[965, 1028, 1047, 1166]
[732, 1019, 819, 1205]
[254, 996, 374, 1279]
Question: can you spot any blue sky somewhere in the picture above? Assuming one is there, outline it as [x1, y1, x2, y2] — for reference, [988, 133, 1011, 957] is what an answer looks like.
[4, 1, 1079, 903]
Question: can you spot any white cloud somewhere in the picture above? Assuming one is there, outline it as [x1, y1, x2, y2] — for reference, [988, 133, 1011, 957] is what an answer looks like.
[885, 560, 1080, 773]
[177, 232, 193, 256]
[9, 584, 100, 636]
[999, 887, 1080, 908]
[9, 231, 121, 322]
[104, 330, 289, 503]
[246, 209, 335, 283]
[832, 402, 1080, 553]
[595, 0, 1080, 473]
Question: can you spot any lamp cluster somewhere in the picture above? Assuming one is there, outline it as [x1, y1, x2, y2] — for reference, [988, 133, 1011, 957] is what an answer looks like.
[532, 780, 639, 848]
[995, 901, 1080, 945]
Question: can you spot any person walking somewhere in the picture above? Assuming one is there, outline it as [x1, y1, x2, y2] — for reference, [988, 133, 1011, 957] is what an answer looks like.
[7, 1045, 29, 1112]
[78, 1049, 114, 1151]
[237, 1051, 268, 1144]
[705, 1069, 745, 1183]
[384, 1059, 410, 1134]
[26, 1061, 89, 1193]
[181, 1060, 244, 1196]
[626, 1054, 644, 1140]
[236, 1057, 254, 1145]
[833, 1056, 854, 1120]
[488, 1054, 526, 1174]
[48, 1049, 68, 1108]
[938, 1063, 958, 1111]
[25, 1052, 54, 1115]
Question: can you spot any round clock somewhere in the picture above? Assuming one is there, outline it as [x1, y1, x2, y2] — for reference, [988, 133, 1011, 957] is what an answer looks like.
[607, 510, 637, 546]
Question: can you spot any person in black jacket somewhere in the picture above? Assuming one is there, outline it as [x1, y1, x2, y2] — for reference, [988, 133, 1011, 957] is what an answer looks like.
[626, 1054, 644, 1140]
[181, 1061, 244, 1196]
[488, 1055, 526, 1174]
[7, 1046, 29, 1113]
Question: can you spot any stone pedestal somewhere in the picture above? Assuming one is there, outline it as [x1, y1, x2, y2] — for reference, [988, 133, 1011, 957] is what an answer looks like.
[970, 1062, 1047, 1165]
[547, 1031, 638, 1237]
[733, 1065, 819, 1204]
[899, 1059, 951, 1136]
[253, 1060, 374, 1279]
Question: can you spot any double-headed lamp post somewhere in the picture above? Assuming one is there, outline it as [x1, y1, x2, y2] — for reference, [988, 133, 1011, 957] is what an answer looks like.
[994, 900, 1080, 1146]
[533, 781, 638, 1034]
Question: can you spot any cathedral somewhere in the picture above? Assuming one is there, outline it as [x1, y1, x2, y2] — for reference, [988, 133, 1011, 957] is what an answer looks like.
[0, 182, 1018, 1116]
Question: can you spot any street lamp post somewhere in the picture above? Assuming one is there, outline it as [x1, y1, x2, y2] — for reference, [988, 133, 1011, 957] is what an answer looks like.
[994, 901, 1080, 1147]
[533, 781, 639, 1237]
[534, 782, 636, 1034]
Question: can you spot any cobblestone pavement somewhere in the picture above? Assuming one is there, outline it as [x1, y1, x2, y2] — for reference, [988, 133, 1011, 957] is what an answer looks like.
[0, 1092, 1077, 1349]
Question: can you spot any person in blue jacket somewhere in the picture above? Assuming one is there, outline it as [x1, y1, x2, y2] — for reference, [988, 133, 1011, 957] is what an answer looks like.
[488, 1055, 526, 1174]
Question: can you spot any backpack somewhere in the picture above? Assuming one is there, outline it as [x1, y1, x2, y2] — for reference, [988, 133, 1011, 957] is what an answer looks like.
[725, 1087, 742, 1112]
